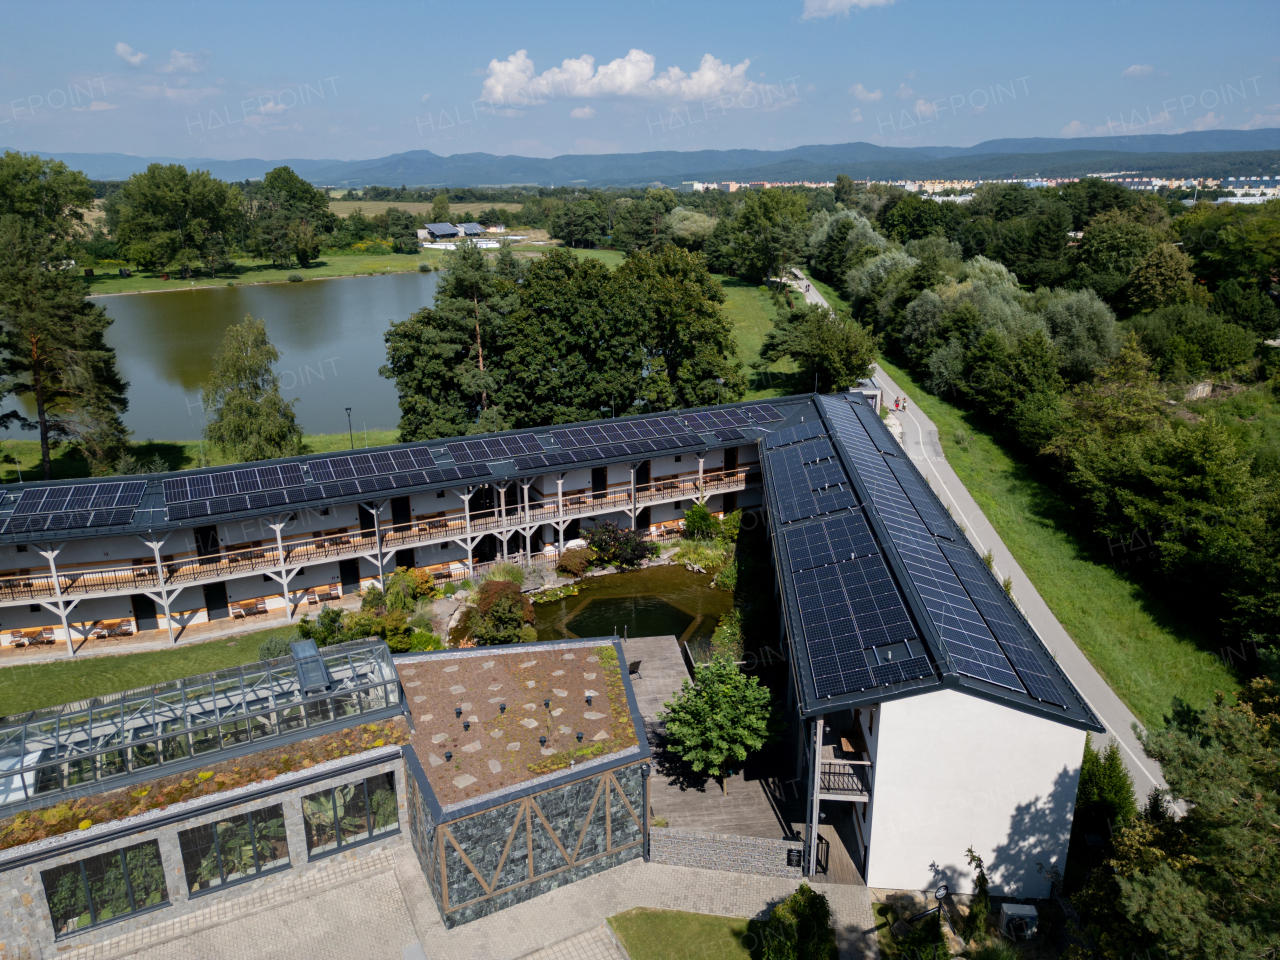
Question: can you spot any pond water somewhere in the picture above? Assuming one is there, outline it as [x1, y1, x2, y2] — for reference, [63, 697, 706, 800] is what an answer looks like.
[533, 566, 734, 649]
[28, 272, 439, 441]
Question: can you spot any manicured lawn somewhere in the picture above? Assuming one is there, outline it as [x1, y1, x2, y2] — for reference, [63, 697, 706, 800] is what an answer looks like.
[876, 356, 1239, 727]
[609, 908, 752, 960]
[718, 277, 797, 398]
[0, 623, 298, 716]
[80, 252, 443, 297]
[0, 430, 402, 484]
[569, 248, 626, 270]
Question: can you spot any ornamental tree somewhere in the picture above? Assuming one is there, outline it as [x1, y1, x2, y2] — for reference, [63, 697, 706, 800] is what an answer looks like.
[658, 656, 775, 794]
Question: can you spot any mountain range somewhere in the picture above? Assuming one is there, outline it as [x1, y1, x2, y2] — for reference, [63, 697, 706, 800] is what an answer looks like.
[41, 128, 1280, 187]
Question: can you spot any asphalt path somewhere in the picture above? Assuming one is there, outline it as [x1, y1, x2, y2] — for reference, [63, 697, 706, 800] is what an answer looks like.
[789, 269, 1167, 794]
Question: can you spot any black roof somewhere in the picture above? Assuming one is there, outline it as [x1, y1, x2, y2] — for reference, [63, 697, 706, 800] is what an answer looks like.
[424, 222, 459, 235]
[0, 398, 795, 546]
[761, 393, 1102, 732]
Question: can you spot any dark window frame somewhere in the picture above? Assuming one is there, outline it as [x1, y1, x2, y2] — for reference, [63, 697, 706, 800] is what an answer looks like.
[177, 802, 291, 898]
[41, 839, 169, 940]
[302, 771, 399, 861]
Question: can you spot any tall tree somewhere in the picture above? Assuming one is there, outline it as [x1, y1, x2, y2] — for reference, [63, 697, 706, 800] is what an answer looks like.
[202, 316, 303, 462]
[0, 216, 129, 478]
[108, 164, 242, 272]
[430, 192, 450, 224]
[761, 303, 881, 393]
[0, 152, 94, 241]
[730, 188, 809, 282]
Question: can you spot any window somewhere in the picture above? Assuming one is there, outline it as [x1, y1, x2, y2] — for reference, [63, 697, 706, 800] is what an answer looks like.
[302, 771, 398, 859]
[178, 803, 289, 895]
[436, 490, 445, 498]
[41, 840, 168, 938]
[29, 604, 40, 613]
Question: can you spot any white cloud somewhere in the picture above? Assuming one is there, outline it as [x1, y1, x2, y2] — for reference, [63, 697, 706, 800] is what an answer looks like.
[850, 108, 863, 122]
[1122, 64, 1153, 77]
[482, 49, 751, 103]
[1244, 108, 1280, 129]
[89, 101, 119, 111]
[802, 0, 900, 19]
[258, 100, 287, 114]
[115, 42, 146, 66]
[850, 83, 882, 102]
[1189, 110, 1224, 131]
[895, 82, 913, 99]
[420, 93, 431, 103]
[915, 98, 936, 118]
[1060, 120, 1087, 137]
[140, 83, 219, 106]
[570, 105, 596, 119]
[157, 49, 207, 74]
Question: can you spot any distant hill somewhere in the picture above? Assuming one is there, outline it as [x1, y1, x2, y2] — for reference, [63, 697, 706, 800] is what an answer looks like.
[41, 128, 1280, 187]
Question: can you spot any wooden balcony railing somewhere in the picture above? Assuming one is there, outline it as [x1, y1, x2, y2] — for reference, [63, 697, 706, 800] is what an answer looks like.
[0, 469, 757, 605]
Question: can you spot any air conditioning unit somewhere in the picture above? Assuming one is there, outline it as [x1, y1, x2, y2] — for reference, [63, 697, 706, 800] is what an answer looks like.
[998, 903, 1038, 940]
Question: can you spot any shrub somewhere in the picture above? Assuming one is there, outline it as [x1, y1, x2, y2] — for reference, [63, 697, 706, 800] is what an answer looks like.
[557, 547, 592, 577]
[710, 608, 743, 660]
[287, 273, 303, 282]
[897, 910, 947, 960]
[257, 634, 293, 661]
[483, 561, 525, 587]
[584, 520, 656, 568]
[971, 941, 1020, 960]
[964, 846, 991, 941]
[361, 585, 385, 612]
[417, 262, 432, 272]
[408, 630, 444, 652]
[684, 503, 721, 540]
[470, 580, 536, 645]
[752, 884, 838, 960]
[719, 509, 742, 543]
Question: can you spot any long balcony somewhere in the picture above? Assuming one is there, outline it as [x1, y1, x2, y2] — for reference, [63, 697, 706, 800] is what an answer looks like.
[818, 760, 871, 801]
[0, 469, 756, 607]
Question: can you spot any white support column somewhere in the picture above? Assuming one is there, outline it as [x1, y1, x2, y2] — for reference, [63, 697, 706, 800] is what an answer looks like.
[463, 488, 475, 576]
[138, 535, 175, 643]
[372, 499, 388, 589]
[498, 484, 508, 561]
[806, 715, 825, 876]
[269, 521, 294, 619]
[697, 456, 706, 505]
[36, 543, 73, 655]
[629, 465, 637, 524]
[521, 480, 533, 560]
[38, 597, 80, 653]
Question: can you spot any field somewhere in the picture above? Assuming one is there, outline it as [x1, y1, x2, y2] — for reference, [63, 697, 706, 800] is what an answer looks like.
[0, 626, 295, 715]
[326, 199, 524, 220]
[717, 278, 796, 398]
[0, 429, 402, 484]
[609, 909, 751, 960]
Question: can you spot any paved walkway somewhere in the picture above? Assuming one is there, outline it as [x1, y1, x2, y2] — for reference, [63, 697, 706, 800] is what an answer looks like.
[518, 926, 628, 960]
[79, 843, 877, 960]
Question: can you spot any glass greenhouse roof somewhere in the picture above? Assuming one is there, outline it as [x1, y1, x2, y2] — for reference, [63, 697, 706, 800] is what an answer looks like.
[0, 639, 400, 812]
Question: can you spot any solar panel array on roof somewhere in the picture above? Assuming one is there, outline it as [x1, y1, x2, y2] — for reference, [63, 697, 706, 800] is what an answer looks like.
[307, 448, 434, 484]
[445, 434, 543, 464]
[768, 431, 857, 524]
[164, 465, 303, 505]
[3, 481, 147, 534]
[166, 463, 490, 522]
[783, 512, 878, 572]
[714, 428, 746, 442]
[765, 419, 824, 449]
[885, 456, 959, 541]
[740, 403, 783, 423]
[550, 416, 691, 449]
[939, 541, 1067, 707]
[515, 432, 701, 472]
[682, 408, 749, 432]
[820, 395, 1027, 694]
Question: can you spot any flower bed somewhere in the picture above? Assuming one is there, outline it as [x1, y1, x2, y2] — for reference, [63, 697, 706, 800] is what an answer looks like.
[0, 719, 409, 852]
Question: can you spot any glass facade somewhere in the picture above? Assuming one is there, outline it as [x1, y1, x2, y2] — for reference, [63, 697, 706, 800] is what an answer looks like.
[41, 840, 168, 938]
[178, 803, 290, 894]
[0, 640, 398, 811]
[302, 771, 398, 858]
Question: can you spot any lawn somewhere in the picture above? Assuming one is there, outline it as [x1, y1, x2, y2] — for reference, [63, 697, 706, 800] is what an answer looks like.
[718, 277, 797, 398]
[326, 199, 524, 220]
[875, 355, 1239, 727]
[0, 623, 298, 716]
[570, 248, 626, 270]
[0, 429, 402, 484]
[80, 251, 444, 297]
[609, 908, 752, 960]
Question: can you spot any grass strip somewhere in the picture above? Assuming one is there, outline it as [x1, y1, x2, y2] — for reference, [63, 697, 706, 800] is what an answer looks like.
[609, 908, 752, 960]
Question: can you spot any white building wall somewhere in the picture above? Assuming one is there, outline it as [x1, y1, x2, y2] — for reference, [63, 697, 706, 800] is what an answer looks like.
[865, 688, 1085, 897]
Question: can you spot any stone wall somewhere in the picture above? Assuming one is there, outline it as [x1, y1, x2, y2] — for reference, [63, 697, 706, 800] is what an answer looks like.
[0, 753, 405, 960]
[413, 760, 647, 928]
[648, 828, 803, 879]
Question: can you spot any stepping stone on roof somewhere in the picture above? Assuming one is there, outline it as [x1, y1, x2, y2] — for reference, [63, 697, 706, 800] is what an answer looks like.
[507, 742, 521, 751]
[525, 680, 536, 688]
[406, 681, 421, 688]
[432, 733, 449, 743]
[491, 729, 503, 738]
[553, 689, 567, 697]
[520, 660, 537, 668]
[413, 696, 426, 703]
[429, 753, 444, 766]
[443, 665, 459, 673]
[460, 702, 471, 710]
[586, 656, 599, 662]
[520, 718, 538, 728]
[540, 747, 555, 756]
[584, 673, 596, 680]
[449, 685, 466, 694]
[551, 708, 563, 717]
[488, 684, 503, 691]
[561, 653, 576, 659]
[584, 689, 599, 697]
[453, 774, 477, 789]
[584, 711, 605, 720]
[402, 669, 416, 676]
[592, 731, 609, 741]
[483, 661, 494, 669]
[489, 759, 502, 773]
[488, 697, 503, 704]
[461, 740, 482, 753]
[552, 670, 565, 677]
[421, 713, 433, 722]
[467, 715, 478, 722]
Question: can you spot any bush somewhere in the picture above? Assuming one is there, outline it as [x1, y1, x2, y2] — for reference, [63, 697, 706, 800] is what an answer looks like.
[287, 273, 303, 282]
[752, 884, 838, 960]
[482, 561, 525, 587]
[470, 580, 536, 645]
[897, 911, 947, 960]
[584, 520, 656, 568]
[557, 547, 592, 577]
[684, 503, 721, 539]
[970, 941, 1020, 960]
[408, 630, 444, 652]
[964, 846, 991, 941]
[417, 262, 432, 272]
[719, 509, 742, 543]
[361, 585, 385, 612]
[257, 634, 293, 661]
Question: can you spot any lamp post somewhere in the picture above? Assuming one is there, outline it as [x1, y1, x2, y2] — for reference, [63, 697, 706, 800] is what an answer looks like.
[345, 408, 353, 449]
[715, 377, 725, 405]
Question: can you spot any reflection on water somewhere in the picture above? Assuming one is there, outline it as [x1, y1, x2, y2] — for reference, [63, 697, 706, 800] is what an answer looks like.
[534, 566, 734, 649]
[5, 272, 439, 441]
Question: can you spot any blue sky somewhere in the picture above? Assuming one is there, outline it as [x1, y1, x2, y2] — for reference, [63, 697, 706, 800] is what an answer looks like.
[1, 0, 1276, 161]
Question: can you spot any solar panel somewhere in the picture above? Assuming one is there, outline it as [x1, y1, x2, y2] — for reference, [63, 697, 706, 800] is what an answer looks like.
[884, 456, 959, 541]
[797, 439, 835, 464]
[162, 462, 302, 505]
[765, 420, 825, 449]
[938, 541, 1067, 707]
[550, 415, 689, 449]
[850, 399, 902, 456]
[714, 428, 746, 442]
[446, 434, 544, 464]
[8, 481, 146, 524]
[742, 403, 783, 423]
[782, 512, 879, 573]
[2, 504, 137, 535]
[308, 447, 435, 484]
[683, 409, 749, 432]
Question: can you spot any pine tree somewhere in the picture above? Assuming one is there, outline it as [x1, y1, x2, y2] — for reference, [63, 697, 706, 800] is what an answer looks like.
[1075, 733, 1138, 839]
[202, 316, 303, 462]
[0, 216, 130, 478]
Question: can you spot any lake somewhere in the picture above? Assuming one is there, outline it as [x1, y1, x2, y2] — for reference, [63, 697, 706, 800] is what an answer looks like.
[67, 272, 438, 441]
